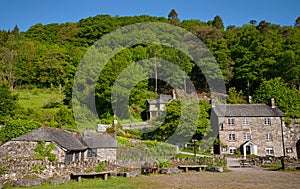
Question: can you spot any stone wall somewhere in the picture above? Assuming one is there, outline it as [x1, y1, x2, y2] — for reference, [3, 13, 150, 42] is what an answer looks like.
[218, 116, 285, 157]
[0, 157, 104, 186]
[281, 157, 300, 170]
[284, 118, 300, 158]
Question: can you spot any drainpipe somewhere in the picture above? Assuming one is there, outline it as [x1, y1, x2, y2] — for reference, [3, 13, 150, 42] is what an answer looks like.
[280, 118, 286, 157]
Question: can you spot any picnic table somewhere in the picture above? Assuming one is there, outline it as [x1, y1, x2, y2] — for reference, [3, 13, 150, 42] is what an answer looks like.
[71, 172, 110, 182]
[178, 165, 207, 172]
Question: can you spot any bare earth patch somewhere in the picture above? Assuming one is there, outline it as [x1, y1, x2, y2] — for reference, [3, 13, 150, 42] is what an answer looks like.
[134, 170, 300, 189]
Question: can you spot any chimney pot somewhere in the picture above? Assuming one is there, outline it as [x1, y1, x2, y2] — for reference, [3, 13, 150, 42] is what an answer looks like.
[271, 98, 276, 108]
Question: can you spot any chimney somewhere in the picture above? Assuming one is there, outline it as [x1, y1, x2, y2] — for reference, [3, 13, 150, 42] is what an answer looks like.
[248, 96, 252, 104]
[172, 89, 176, 100]
[270, 98, 276, 108]
[211, 98, 215, 107]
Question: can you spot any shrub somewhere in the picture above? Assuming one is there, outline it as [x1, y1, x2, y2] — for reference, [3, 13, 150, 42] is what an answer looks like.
[95, 161, 107, 172]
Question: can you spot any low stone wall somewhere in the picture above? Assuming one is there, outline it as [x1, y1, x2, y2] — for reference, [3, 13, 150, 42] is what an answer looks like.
[281, 158, 300, 170]
[0, 157, 104, 186]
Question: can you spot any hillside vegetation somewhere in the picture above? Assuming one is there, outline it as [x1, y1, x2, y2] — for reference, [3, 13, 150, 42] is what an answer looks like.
[0, 10, 299, 143]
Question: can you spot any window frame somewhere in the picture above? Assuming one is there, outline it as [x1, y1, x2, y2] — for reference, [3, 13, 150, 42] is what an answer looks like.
[229, 147, 237, 154]
[65, 152, 73, 162]
[242, 118, 249, 125]
[229, 133, 236, 141]
[227, 118, 235, 125]
[243, 132, 251, 140]
[286, 148, 293, 153]
[87, 148, 97, 158]
[266, 133, 273, 141]
[264, 118, 271, 126]
[266, 147, 274, 155]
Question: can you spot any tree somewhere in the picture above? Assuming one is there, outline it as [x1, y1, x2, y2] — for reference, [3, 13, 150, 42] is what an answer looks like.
[212, 15, 224, 30]
[294, 16, 300, 28]
[0, 83, 18, 122]
[253, 78, 300, 118]
[0, 119, 41, 142]
[227, 87, 246, 104]
[249, 20, 257, 26]
[168, 9, 179, 25]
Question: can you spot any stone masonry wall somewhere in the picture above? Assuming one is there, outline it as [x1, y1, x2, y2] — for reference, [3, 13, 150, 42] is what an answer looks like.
[219, 116, 285, 157]
[0, 157, 104, 186]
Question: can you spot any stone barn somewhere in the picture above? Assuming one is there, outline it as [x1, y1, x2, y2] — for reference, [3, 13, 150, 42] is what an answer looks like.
[0, 127, 117, 162]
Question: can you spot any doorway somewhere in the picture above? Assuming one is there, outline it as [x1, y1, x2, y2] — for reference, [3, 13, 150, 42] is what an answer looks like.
[297, 140, 300, 159]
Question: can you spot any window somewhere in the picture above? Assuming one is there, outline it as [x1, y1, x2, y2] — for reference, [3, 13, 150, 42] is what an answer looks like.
[229, 147, 237, 154]
[227, 118, 235, 125]
[286, 148, 293, 153]
[266, 147, 274, 155]
[220, 123, 224, 131]
[65, 152, 73, 162]
[81, 151, 85, 161]
[75, 152, 79, 162]
[229, 133, 236, 141]
[243, 133, 251, 140]
[87, 148, 97, 158]
[222, 146, 227, 152]
[266, 133, 273, 141]
[264, 118, 271, 125]
[242, 118, 249, 125]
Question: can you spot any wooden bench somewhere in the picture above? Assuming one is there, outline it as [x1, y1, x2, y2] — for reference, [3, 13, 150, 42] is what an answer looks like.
[240, 159, 252, 167]
[71, 172, 110, 182]
[178, 165, 207, 172]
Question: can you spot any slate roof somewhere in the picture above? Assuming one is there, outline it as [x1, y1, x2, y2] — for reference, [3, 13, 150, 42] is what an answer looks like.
[146, 94, 173, 105]
[213, 104, 285, 117]
[81, 134, 117, 148]
[12, 127, 87, 151]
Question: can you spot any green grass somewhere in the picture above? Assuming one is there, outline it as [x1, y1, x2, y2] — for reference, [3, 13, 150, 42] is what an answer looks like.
[13, 89, 64, 110]
[9, 177, 146, 189]
[261, 160, 282, 170]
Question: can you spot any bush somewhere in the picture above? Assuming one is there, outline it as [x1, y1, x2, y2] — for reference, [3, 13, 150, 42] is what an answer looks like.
[0, 166, 6, 175]
[95, 161, 107, 172]
[159, 160, 171, 168]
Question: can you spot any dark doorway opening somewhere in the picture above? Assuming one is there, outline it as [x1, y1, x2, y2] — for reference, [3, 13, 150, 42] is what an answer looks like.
[297, 140, 300, 159]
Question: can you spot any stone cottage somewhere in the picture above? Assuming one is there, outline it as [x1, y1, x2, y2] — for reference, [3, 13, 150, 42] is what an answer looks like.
[0, 127, 117, 162]
[146, 94, 174, 120]
[211, 98, 295, 158]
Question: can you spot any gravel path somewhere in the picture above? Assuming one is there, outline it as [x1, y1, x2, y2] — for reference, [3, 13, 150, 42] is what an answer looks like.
[133, 159, 300, 189]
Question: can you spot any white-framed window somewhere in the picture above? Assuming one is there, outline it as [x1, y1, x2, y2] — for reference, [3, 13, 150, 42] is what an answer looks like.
[229, 133, 236, 141]
[243, 133, 251, 140]
[264, 118, 271, 125]
[242, 118, 249, 125]
[229, 147, 237, 154]
[266, 147, 274, 155]
[222, 146, 227, 152]
[227, 118, 235, 125]
[266, 133, 273, 141]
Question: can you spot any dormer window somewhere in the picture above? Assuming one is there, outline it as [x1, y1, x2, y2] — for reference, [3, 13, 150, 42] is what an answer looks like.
[227, 118, 235, 125]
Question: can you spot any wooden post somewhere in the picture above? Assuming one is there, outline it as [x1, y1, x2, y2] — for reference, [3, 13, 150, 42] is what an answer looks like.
[103, 173, 108, 180]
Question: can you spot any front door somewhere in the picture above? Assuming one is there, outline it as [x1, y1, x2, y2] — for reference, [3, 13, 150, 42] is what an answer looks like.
[246, 146, 251, 155]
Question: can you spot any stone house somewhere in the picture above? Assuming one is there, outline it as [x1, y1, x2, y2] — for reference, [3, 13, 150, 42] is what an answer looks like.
[146, 94, 174, 120]
[211, 98, 296, 158]
[0, 127, 117, 162]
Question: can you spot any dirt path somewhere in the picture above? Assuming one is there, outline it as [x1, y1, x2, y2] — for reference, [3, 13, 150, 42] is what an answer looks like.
[133, 165, 300, 189]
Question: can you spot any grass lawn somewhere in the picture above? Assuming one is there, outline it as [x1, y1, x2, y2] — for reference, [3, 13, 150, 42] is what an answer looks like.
[13, 89, 65, 110]
[9, 177, 146, 189]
